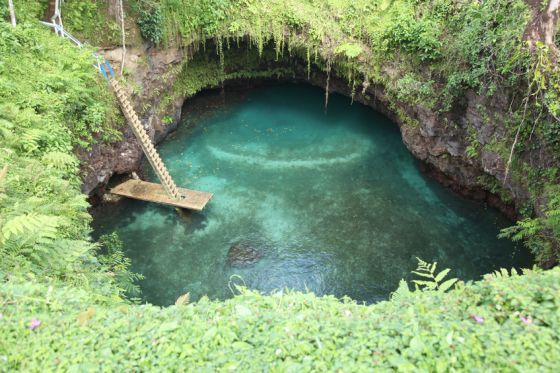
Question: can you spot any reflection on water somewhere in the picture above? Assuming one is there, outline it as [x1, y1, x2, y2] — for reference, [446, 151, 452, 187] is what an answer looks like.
[92, 83, 531, 306]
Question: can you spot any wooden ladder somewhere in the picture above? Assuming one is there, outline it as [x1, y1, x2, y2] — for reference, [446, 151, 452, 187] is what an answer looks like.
[37, 21, 212, 208]
[109, 78, 182, 200]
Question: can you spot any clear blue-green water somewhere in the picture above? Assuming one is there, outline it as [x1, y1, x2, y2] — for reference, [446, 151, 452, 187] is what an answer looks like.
[92, 83, 531, 305]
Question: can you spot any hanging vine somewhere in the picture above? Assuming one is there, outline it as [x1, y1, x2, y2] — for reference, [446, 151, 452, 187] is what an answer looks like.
[324, 58, 332, 112]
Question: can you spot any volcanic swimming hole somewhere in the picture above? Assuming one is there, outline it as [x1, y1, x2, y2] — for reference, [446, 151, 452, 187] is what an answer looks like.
[92, 83, 531, 306]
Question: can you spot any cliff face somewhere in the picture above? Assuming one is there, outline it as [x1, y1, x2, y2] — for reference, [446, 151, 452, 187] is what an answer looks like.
[81, 43, 550, 223]
[80, 46, 187, 195]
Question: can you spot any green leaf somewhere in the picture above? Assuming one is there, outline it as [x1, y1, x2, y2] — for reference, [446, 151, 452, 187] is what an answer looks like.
[430, 262, 437, 274]
[411, 271, 434, 279]
[438, 278, 458, 292]
[158, 322, 179, 333]
[335, 43, 363, 59]
[391, 279, 411, 301]
[434, 268, 451, 283]
[235, 304, 252, 317]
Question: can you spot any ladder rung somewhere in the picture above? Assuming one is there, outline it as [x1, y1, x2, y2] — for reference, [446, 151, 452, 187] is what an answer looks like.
[112, 80, 183, 200]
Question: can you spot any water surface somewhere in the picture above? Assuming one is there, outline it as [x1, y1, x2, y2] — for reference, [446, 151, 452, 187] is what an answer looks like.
[93, 83, 531, 305]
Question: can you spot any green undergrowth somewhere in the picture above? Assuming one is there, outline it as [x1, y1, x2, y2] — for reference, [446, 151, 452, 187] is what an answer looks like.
[1, 268, 558, 371]
[151, 0, 531, 111]
[0, 1, 45, 25]
[59, 0, 533, 117]
[0, 22, 129, 300]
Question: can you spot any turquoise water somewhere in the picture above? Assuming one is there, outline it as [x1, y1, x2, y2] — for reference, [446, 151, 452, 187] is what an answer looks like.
[92, 83, 531, 305]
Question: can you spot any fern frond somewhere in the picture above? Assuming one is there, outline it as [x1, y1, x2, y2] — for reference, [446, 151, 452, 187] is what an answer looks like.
[1, 213, 42, 242]
[390, 279, 411, 302]
[430, 262, 437, 274]
[439, 278, 458, 292]
[0, 119, 15, 140]
[41, 151, 78, 171]
[411, 270, 434, 279]
[412, 257, 457, 293]
[1, 213, 60, 244]
[435, 268, 451, 283]
[18, 128, 47, 154]
[415, 257, 429, 270]
[484, 267, 520, 280]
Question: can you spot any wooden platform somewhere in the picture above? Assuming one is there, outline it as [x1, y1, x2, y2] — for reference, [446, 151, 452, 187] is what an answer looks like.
[111, 179, 213, 211]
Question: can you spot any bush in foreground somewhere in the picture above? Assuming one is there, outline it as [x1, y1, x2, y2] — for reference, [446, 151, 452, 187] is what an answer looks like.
[1, 268, 558, 371]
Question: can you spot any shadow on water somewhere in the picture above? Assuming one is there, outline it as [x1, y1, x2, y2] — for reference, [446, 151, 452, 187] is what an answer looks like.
[92, 82, 532, 306]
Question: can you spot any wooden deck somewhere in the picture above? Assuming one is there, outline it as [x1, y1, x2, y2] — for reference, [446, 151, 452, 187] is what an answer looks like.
[111, 179, 213, 211]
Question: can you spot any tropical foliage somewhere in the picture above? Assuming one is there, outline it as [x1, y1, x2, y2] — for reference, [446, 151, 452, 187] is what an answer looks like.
[0, 22, 128, 300]
[411, 257, 458, 292]
[1, 1, 559, 370]
[500, 184, 560, 266]
[1, 267, 558, 371]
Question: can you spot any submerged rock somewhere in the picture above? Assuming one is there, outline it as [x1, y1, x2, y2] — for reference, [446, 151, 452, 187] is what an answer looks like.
[227, 242, 263, 267]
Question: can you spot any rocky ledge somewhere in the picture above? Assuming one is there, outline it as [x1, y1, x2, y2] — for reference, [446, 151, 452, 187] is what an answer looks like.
[81, 43, 552, 224]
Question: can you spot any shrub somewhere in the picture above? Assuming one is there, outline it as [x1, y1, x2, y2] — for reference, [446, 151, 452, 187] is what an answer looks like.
[0, 23, 123, 297]
[138, 3, 164, 44]
[0, 268, 558, 371]
[383, 14, 442, 61]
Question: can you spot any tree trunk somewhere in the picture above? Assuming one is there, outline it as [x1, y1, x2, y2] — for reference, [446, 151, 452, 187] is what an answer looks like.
[107, 0, 119, 21]
[542, 0, 560, 47]
[524, 0, 560, 53]
[44, 0, 57, 21]
[118, 0, 126, 76]
[8, 0, 16, 27]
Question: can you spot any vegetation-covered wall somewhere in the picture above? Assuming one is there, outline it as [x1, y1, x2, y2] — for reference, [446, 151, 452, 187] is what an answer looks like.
[61, 0, 560, 264]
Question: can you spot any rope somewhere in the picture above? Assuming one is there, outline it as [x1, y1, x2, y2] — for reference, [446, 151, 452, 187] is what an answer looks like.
[51, 0, 64, 37]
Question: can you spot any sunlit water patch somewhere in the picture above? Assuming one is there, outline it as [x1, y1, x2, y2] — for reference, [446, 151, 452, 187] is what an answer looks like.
[92, 83, 531, 305]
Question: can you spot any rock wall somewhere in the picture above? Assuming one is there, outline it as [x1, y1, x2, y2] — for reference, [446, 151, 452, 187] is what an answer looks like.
[81, 44, 547, 221]
[80, 45, 187, 196]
